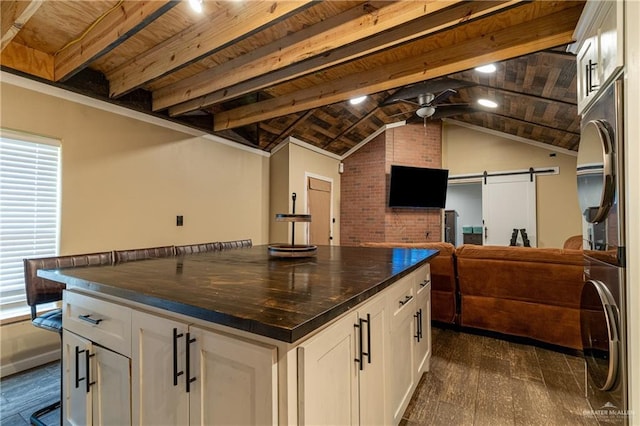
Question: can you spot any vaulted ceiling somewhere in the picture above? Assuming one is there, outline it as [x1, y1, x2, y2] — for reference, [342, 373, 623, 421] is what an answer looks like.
[1, 0, 585, 156]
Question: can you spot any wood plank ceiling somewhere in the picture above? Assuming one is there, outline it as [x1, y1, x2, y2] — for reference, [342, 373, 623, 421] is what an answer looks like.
[1, 0, 585, 156]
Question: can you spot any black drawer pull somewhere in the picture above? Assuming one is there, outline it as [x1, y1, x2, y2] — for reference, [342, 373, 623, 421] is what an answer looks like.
[78, 314, 103, 325]
[419, 279, 429, 288]
[86, 350, 95, 393]
[173, 328, 184, 386]
[185, 332, 197, 392]
[399, 295, 413, 307]
[414, 308, 424, 342]
[75, 346, 84, 389]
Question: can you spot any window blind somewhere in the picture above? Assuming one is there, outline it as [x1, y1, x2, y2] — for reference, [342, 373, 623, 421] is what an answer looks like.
[0, 134, 60, 317]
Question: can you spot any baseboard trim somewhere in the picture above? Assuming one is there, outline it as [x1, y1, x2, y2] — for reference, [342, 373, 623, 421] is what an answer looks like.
[0, 349, 60, 378]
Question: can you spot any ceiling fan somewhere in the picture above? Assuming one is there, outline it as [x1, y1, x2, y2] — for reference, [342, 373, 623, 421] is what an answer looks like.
[383, 78, 475, 121]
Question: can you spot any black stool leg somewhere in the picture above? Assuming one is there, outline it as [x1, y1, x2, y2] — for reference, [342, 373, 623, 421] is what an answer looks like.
[29, 333, 62, 426]
[29, 401, 61, 426]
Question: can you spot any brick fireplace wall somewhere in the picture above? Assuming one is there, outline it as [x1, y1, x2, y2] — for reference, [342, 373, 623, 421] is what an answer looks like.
[341, 121, 443, 246]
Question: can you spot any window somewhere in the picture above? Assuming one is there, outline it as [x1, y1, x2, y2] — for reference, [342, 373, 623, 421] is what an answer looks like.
[0, 130, 60, 319]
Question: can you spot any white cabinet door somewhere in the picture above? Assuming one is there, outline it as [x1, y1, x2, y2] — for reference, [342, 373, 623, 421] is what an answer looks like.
[63, 330, 131, 426]
[599, 0, 624, 85]
[298, 311, 359, 426]
[577, 36, 600, 113]
[575, 0, 624, 113]
[189, 325, 278, 426]
[387, 277, 416, 424]
[92, 346, 131, 426]
[63, 330, 92, 426]
[131, 311, 189, 426]
[414, 280, 431, 377]
[357, 296, 388, 426]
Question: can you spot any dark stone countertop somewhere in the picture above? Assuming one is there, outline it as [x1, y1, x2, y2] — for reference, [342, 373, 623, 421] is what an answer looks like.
[38, 245, 437, 343]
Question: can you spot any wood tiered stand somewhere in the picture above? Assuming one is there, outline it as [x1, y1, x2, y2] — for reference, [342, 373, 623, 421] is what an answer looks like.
[268, 193, 317, 258]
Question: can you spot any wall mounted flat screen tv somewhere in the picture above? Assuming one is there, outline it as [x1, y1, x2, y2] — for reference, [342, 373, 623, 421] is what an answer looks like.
[388, 165, 449, 208]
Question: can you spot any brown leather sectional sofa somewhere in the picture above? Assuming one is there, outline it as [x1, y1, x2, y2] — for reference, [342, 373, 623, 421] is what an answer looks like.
[456, 244, 584, 350]
[361, 242, 585, 350]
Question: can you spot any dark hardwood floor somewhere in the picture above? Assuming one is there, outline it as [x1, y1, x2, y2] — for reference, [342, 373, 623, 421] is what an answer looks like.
[401, 327, 599, 426]
[0, 326, 597, 426]
[0, 361, 60, 426]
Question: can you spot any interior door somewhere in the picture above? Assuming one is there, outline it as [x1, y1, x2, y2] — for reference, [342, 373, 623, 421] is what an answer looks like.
[482, 174, 537, 246]
[307, 177, 331, 245]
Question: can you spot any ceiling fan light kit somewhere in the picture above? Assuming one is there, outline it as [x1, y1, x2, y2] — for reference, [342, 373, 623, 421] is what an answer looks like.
[416, 106, 436, 118]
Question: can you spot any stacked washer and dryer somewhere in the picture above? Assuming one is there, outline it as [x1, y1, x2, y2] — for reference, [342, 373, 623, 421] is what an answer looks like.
[577, 74, 628, 423]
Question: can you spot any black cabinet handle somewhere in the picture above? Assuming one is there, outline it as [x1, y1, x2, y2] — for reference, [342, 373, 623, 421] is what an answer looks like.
[78, 314, 103, 325]
[354, 314, 372, 371]
[75, 346, 94, 393]
[185, 332, 197, 393]
[75, 346, 83, 389]
[399, 295, 413, 307]
[363, 314, 371, 365]
[173, 328, 184, 386]
[355, 321, 364, 371]
[586, 59, 599, 94]
[85, 350, 95, 393]
[419, 279, 429, 288]
[585, 63, 590, 94]
[414, 308, 424, 342]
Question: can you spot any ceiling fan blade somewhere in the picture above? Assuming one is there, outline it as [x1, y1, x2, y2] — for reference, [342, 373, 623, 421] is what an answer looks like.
[430, 88, 456, 105]
[387, 109, 417, 119]
[381, 78, 471, 105]
[430, 105, 476, 119]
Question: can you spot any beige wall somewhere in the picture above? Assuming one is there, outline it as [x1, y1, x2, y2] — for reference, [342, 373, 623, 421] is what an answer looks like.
[269, 140, 341, 245]
[442, 122, 582, 248]
[269, 144, 290, 244]
[290, 142, 341, 245]
[1, 81, 270, 253]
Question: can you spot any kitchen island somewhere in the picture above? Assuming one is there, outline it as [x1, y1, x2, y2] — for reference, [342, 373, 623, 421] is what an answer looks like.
[39, 245, 437, 425]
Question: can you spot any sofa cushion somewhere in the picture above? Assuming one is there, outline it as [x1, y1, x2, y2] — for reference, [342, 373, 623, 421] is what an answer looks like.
[456, 245, 584, 309]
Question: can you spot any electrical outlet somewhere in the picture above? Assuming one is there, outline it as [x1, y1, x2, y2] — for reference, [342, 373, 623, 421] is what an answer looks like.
[176, 215, 183, 226]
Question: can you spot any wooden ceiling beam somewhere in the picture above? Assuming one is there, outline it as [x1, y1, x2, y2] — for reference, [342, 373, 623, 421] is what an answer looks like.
[164, 0, 522, 116]
[1, 0, 43, 52]
[1, 41, 53, 80]
[213, 4, 584, 131]
[154, 0, 504, 111]
[54, 0, 179, 82]
[107, 0, 314, 98]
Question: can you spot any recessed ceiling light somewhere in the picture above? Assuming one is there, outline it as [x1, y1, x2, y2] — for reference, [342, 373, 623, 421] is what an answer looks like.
[475, 64, 496, 73]
[188, 0, 203, 13]
[349, 95, 367, 105]
[478, 99, 498, 108]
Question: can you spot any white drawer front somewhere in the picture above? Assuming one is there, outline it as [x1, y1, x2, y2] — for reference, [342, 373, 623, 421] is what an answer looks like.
[414, 263, 431, 297]
[387, 274, 415, 319]
[63, 290, 132, 357]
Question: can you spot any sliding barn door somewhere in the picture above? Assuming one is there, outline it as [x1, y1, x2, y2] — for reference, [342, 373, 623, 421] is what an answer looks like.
[482, 174, 537, 247]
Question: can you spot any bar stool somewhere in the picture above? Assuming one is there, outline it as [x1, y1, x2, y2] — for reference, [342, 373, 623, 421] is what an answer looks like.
[23, 252, 113, 425]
